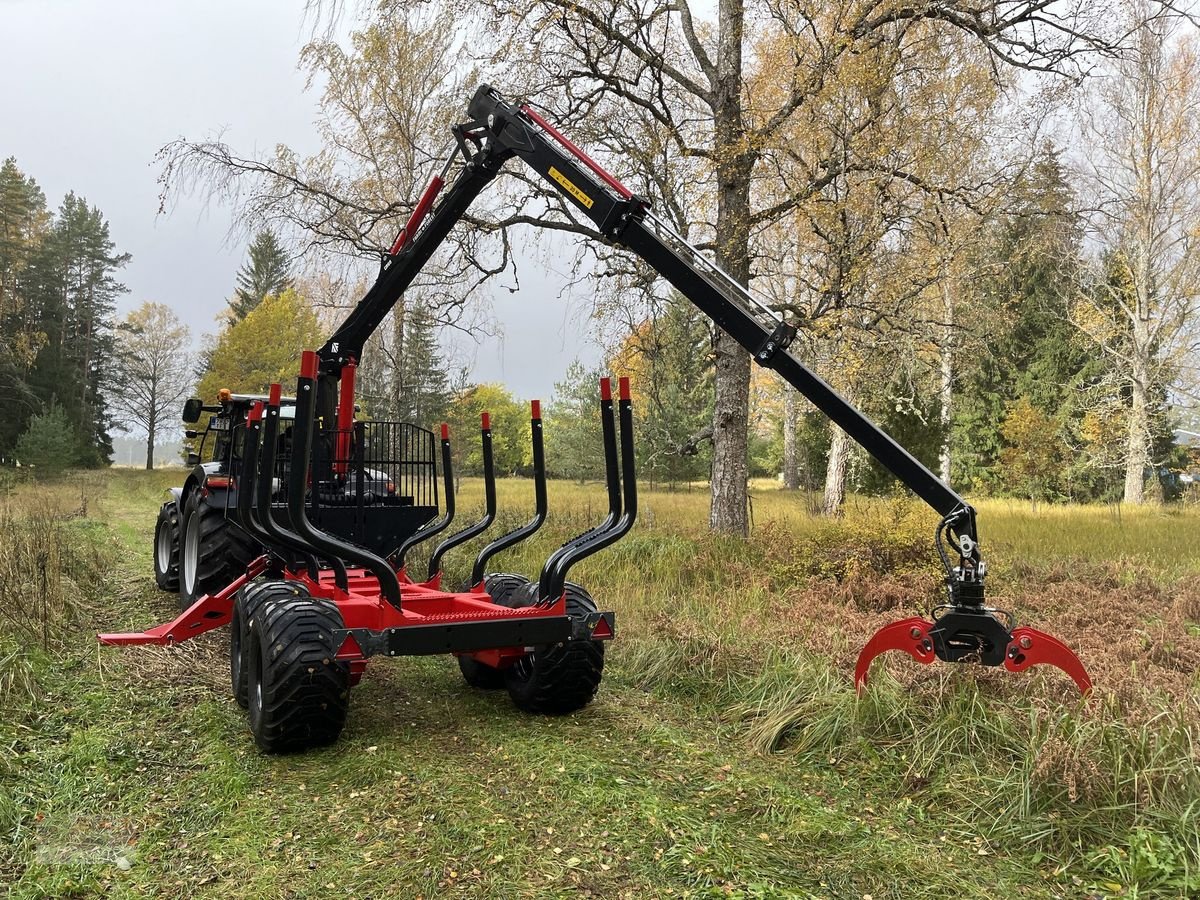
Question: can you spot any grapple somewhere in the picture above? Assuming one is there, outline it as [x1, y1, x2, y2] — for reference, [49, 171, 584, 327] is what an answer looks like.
[853, 509, 1092, 696]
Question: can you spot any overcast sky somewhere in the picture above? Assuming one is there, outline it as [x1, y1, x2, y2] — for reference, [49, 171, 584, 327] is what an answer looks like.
[0, 0, 601, 401]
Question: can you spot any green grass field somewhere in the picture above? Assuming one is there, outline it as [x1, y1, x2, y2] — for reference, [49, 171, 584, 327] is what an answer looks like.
[2, 471, 1199, 898]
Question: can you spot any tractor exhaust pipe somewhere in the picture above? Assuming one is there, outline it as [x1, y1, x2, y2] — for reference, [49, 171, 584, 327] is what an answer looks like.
[391, 424, 455, 576]
[468, 400, 548, 587]
[427, 413, 497, 581]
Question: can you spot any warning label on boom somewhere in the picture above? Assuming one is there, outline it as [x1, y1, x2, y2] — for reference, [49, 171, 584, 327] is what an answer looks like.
[549, 166, 594, 210]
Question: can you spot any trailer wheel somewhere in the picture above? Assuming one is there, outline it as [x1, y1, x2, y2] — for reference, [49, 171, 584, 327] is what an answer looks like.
[245, 590, 350, 753]
[230, 579, 304, 708]
[179, 489, 257, 611]
[503, 581, 604, 715]
[153, 502, 181, 591]
[457, 573, 530, 690]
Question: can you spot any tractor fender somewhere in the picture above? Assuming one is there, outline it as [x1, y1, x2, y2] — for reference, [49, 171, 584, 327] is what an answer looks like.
[178, 462, 227, 515]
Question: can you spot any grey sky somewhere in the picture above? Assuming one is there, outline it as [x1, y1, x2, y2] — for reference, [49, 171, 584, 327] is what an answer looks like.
[0, 0, 601, 402]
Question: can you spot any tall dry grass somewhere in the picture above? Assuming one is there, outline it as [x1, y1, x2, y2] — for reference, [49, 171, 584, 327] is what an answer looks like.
[0, 473, 107, 703]
[435, 478, 1200, 889]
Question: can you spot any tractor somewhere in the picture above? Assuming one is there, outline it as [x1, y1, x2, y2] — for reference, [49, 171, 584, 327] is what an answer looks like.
[103, 85, 1090, 754]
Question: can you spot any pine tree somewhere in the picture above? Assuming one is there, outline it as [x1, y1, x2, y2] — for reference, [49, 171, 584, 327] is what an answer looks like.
[15, 401, 86, 474]
[229, 230, 292, 320]
[24, 192, 128, 466]
[610, 292, 714, 487]
[952, 147, 1094, 495]
[0, 158, 49, 456]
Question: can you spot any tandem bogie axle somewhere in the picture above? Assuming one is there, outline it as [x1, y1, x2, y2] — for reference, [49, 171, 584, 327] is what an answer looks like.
[106, 83, 1090, 754]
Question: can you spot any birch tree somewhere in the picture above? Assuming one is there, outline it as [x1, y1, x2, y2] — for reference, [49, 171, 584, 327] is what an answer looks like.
[1075, 5, 1200, 503]
[110, 302, 192, 469]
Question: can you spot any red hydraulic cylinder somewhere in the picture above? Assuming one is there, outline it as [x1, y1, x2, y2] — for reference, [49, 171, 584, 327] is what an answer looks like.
[335, 359, 357, 477]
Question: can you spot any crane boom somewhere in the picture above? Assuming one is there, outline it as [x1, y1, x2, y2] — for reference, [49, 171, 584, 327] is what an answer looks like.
[317, 83, 984, 605]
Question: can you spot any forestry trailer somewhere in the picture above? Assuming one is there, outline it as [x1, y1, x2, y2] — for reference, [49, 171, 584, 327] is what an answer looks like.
[101, 85, 1090, 753]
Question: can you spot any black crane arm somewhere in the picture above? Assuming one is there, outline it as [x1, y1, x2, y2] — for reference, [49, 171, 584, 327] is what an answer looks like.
[315, 83, 985, 603]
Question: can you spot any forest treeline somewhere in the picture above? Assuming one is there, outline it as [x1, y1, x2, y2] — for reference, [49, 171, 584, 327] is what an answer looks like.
[0, 158, 128, 467]
[7, 0, 1200, 511]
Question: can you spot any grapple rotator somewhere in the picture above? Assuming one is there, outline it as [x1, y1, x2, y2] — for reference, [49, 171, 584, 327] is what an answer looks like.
[854, 507, 1092, 695]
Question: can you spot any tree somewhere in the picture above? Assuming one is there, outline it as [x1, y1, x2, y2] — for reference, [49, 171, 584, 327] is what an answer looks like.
[197, 289, 323, 400]
[14, 402, 85, 475]
[229, 230, 293, 321]
[0, 158, 49, 455]
[445, 383, 529, 477]
[386, 298, 451, 429]
[187, 0, 1168, 529]
[23, 192, 129, 466]
[110, 302, 192, 469]
[1075, 5, 1200, 504]
[544, 361, 607, 483]
[158, 10, 491, 321]
[609, 293, 714, 487]
[462, 0, 1145, 536]
[952, 147, 1095, 496]
[998, 396, 1065, 507]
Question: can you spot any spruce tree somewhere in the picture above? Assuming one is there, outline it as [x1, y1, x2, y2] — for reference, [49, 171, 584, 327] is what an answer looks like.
[952, 146, 1093, 495]
[545, 360, 607, 482]
[393, 300, 450, 430]
[229, 230, 292, 320]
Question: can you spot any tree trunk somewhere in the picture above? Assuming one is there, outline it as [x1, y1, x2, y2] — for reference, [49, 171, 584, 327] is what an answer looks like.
[145, 423, 155, 470]
[782, 388, 800, 490]
[1124, 352, 1150, 504]
[708, 0, 754, 536]
[710, 332, 751, 533]
[389, 304, 407, 419]
[823, 422, 851, 516]
[938, 279, 954, 484]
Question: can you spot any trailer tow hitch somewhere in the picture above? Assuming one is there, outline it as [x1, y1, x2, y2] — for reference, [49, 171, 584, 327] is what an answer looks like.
[854, 509, 1092, 695]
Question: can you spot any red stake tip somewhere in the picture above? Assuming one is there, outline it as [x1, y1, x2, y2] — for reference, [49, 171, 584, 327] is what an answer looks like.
[481, 412, 491, 431]
[619, 376, 631, 400]
[269, 383, 282, 405]
[600, 377, 612, 401]
[248, 401, 264, 424]
[531, 399, 542, 420]
[300, 350, 318, 379]
[441, 423, 450, 441]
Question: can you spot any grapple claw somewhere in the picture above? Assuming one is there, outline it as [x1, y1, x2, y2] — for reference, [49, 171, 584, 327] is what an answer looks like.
[854, 616, 936, 693]
[1004, 626, 1093, 696]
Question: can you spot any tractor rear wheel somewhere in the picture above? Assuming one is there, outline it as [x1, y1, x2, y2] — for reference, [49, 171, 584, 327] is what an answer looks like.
[245, 588, 350, 753]
[503, 581, 604, 715]
[457, 573, 530, 690]
[179, 489, 258, 611]
[230, 579, 307, 708]
[153, 501, 181, 592]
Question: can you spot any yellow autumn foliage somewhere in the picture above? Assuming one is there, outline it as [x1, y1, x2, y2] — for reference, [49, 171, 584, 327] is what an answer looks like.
[196, 289, 324, 402]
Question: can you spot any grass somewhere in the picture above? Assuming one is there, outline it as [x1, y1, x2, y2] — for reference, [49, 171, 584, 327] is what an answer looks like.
[2, 470, 1199, 897]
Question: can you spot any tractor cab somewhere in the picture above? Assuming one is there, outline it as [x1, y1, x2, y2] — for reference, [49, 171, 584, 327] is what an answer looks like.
[181, 390, 295, 472]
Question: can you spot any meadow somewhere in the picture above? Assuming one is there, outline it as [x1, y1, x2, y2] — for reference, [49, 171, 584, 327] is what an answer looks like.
[1, 470, 1198, 898]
